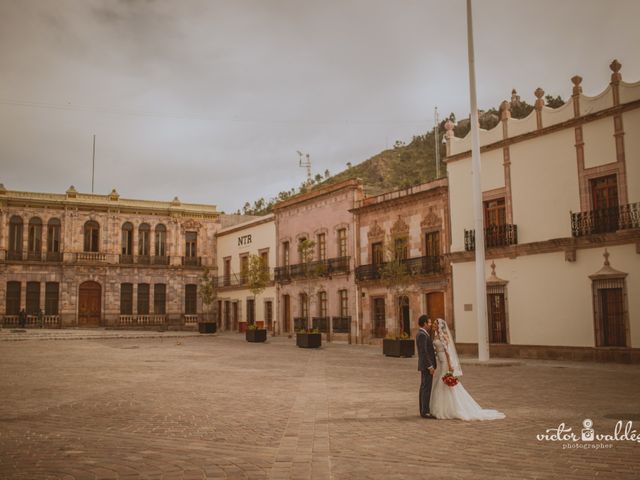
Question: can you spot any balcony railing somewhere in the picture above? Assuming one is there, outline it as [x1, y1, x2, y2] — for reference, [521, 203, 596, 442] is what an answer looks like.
[118, 315, 166, 326]
[6, 250, 62, 262]
[293, 317, 308, 331]
[332, 316, 351, 333]
[275, 256, 351, 283]
[464, 224, 518, 251]
[46, 252, 62, 262]
[119, 254, 134, 264]
[120, 254, 170, 265]
[2, 315, 61, 328]
[355, 255, 442, 281]
[571, 202, 640, 237]
[312, 316, 329, 333]
[216, 270, 273, 288]
[152, 255, 170, 265]
[76, 252, 107, 262]
[182, 256, 202, 267]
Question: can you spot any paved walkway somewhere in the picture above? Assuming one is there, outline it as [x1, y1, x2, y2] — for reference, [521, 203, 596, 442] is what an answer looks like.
[0, 332, 638, 479]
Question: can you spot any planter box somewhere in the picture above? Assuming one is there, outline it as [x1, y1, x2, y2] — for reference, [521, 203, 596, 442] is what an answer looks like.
[296, 332, 322, 348]
[246, 329, 267, 343]
[198, 322, 217, 334]
[383, 338, 415, 357]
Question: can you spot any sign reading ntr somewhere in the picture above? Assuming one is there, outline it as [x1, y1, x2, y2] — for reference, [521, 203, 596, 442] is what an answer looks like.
[238, 234, 252, 246]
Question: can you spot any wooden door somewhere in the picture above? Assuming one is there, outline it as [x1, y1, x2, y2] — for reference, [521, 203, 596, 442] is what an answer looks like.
[591, 175, 619, 233]
[232, 302, 238, 331]
[487, 293, 507, 343]
[426, 292, 445, 322]
[265, 301, 273, 331]
[78, 281, 101, 327]
[598, 288, 626, 347]
[372, 297, 386, 338]
[283, 295, 290, 333]
[224, 301, 231, 330]
[399, 296, 410, 336]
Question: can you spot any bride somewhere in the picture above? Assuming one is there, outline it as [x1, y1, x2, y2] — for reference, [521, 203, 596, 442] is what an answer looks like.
[430, 318, 505, 421]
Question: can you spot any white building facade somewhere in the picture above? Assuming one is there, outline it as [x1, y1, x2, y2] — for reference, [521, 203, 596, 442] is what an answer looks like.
[215, 214, 277, 333]
[445, 60, 640, 362]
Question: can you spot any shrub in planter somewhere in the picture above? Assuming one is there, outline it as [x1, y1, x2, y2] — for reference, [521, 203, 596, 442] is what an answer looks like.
[296, 329, 322, 348]
[246, 324, 267, 343]
[383, 332, 414, 357]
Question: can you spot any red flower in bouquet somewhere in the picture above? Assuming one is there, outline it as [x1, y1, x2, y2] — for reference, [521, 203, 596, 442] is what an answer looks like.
[442, 372, 459, 387]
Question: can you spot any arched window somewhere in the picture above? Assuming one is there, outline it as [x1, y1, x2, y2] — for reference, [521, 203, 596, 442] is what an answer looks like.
[28, 217, 43, 259]
[8, 216, 23, 260]
[83, 221, 100, 252]
[47, 218, 61, 255]
[154, 224, 166, 257]
[138, 223, 150, 257]
[121, 222, 133, 256]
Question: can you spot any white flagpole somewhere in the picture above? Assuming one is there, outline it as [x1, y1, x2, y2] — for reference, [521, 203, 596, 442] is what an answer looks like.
[466, 0, 489, 361]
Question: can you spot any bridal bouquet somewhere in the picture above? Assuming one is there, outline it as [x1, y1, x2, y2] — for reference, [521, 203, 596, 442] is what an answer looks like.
[442, 372, 459, 387]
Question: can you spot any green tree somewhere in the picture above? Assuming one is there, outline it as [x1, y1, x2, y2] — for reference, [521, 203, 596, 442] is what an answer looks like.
[199, 267, 217, 323]
[297, 238, 326, 330]
[545, 94, 565, 108]
[378, 233, 412, 337]
[246, 254, 271, 326]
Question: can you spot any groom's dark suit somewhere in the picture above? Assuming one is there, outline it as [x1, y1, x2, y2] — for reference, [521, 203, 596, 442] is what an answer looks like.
[416, 327, 437, 417]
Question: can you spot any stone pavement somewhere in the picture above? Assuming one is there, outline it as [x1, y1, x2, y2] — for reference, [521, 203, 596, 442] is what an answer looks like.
[0, 332, 639, 480]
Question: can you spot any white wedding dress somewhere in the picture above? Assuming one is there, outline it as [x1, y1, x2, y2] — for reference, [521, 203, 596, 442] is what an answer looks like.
[430, 336, 505, 421]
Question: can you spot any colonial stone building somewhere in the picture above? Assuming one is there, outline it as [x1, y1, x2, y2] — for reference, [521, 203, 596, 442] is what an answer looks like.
[215, 214, 276, 333]
[445, 60, 640, 362]
[274, 179, 363, 342]
[351, 178, 452, 343]
[0, 185, 219, 329]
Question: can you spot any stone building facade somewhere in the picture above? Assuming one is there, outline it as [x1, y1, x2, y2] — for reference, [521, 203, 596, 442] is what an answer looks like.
[0, 186, 219, 329]
[445, 59, 640, 362]
[274, 179, 363, 342]
[351, 178, 452, 343]
[215, 214, 276, 333]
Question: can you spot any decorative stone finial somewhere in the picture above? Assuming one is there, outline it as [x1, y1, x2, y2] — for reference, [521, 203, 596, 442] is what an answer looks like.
[66, 185, 78, 198]
[571, 75, 583, 96]
[610, 59, 621, 74]
[108, 188, 120, 201]
[589, 248, 627, 280]
[0, 183, 6, 194]
[610, 59, 622, 84]
[499, 100, 511, 121]
[603, 248, 610, 266]
[490, 261, 496, 275]
[487, 261, 507, 285]
[534, 87, 545, 112]
[444, 119, 455, 139]
[171, 196, 181, 206]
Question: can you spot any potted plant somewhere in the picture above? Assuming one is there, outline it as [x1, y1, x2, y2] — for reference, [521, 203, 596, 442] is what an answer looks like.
[246, 323, 267, 343]
[198, 268, 217, 333]
[296, 328, 322, 348]
[383, 331, 415, 357]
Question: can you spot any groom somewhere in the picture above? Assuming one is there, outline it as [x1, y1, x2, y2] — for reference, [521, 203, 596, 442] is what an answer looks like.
[416, 315, 437, 419]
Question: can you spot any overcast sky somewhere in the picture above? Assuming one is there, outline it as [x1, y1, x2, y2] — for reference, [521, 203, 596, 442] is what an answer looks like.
[1, 0, 638, 212]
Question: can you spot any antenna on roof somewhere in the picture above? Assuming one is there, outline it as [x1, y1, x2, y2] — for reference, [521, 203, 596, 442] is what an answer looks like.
[434, 107, 441, 179]
[91, 134, 96, 193]
[297, 151, 312, 183]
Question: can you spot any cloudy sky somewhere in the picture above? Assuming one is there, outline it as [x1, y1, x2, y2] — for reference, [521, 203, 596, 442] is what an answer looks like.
[1, 0, 638, 212]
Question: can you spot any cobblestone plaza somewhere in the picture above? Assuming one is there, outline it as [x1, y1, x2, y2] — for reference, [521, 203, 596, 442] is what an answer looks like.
[0, 331, 639, 479]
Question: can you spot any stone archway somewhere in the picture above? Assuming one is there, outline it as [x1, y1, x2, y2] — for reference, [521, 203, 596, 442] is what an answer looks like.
[78, 281, 101, 327]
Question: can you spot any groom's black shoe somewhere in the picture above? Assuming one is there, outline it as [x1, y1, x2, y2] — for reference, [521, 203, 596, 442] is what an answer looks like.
[421, 413, 436, 419]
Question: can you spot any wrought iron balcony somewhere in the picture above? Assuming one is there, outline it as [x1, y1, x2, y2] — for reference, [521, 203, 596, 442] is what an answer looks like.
[464, 224, 518, 251]
[46, 252, 62, 262]
[182, 256, 202, 267]
[152, 255, 170, 265]
[293, 317, 308, 331]
[312, 317, 330, 333]
[7, 250, 23, 261]
[355, 255, 442, 281]
[274, 256, 351, 283]
[331, 316, 351, 333]
[571, 202, 640, 237]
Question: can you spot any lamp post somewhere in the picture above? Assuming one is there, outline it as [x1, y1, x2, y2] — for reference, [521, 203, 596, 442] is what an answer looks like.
[466, 0, 490, 361]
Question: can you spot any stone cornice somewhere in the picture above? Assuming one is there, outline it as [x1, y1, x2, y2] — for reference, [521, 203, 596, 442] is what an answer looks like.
[273, 178, 362, 212]
[445, 99, 640, 164]
[448, 230, 640, 263]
